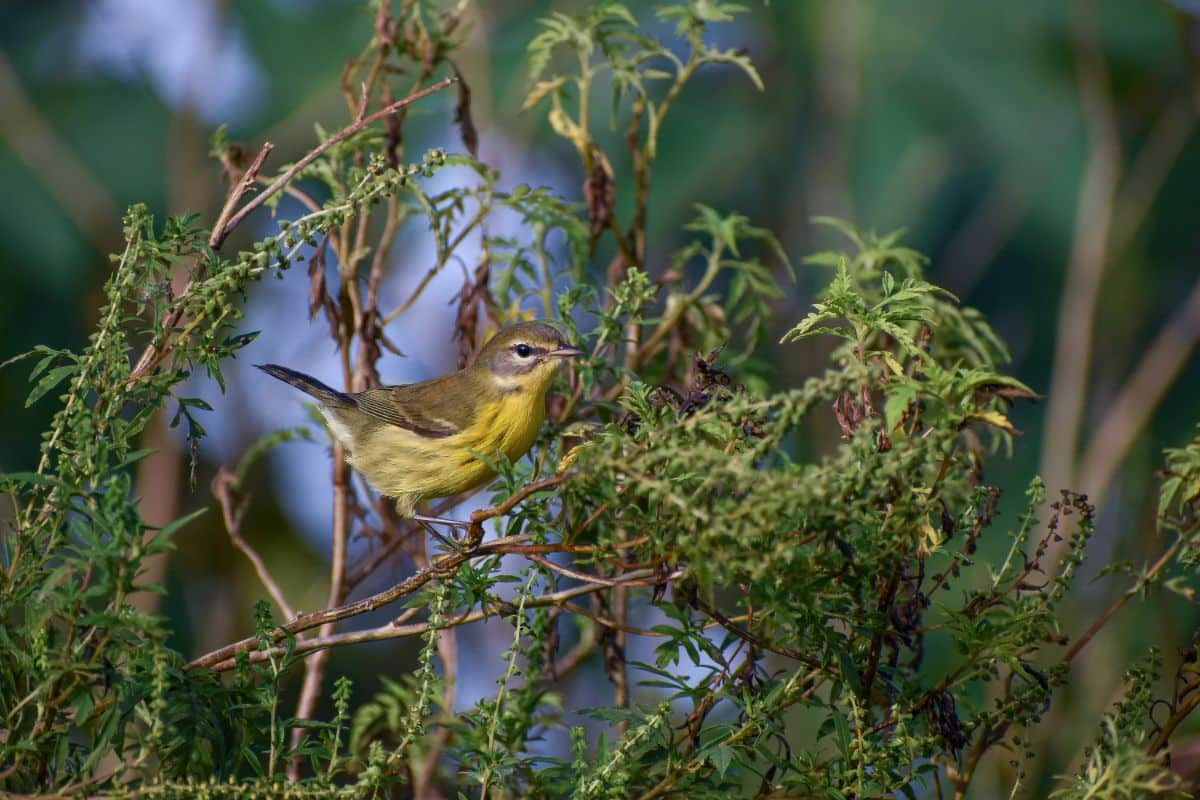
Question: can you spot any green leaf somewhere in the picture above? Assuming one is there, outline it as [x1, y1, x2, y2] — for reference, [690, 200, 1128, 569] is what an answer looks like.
[153, 507, 208, 540]
[26, 364, 78, 407]
[708, 744, 734, 778]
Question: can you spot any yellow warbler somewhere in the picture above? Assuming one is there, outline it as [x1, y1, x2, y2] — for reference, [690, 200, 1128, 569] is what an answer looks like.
[257, 321, 581, 524]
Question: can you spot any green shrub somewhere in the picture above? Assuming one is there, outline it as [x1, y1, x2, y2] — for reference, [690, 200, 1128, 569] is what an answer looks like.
[3, 2, 1199, 798]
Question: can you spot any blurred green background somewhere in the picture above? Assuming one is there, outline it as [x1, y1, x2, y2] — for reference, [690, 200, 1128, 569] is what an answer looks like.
[2, 0, 1199, 794]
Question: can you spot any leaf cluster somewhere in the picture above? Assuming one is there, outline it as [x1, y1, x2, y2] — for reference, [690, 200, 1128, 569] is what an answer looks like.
[4, 2, 1200, 799]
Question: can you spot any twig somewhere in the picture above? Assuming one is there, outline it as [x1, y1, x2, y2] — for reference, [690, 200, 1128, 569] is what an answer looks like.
[1038, 0, 1121, 554]
[208, 142, 275, 248]
[212, 76, 456, 249]
[693, 596, 821, 668]
[1147, 684, 1200, 754]
[465, 474, 570, 541]
[346, 496, 458, 588]
[636, 667, 826, 800]
[526, 553, 681, 587]
[186, 544, 455, 670]
[207, 571, 658, 671]
[287, 451, 351, 778]
[553, 632, 599, 680]
[1107, 93, 1197, 264]
[124, 140, 281, 390]
[860, 569, 901, 699]
[611, 530, 630, 732]
[211, 467, 295, 620]
[1077, 277, 1200, 498]
[1063, 534, 1183, 663]
[186, 480, 569, 671]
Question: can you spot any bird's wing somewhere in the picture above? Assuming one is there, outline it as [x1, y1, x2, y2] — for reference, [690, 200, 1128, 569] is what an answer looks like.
[352, 374, 474, 439]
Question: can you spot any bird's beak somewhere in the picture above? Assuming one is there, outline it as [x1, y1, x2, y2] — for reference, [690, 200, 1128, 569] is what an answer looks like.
[546, 345, 584, 360]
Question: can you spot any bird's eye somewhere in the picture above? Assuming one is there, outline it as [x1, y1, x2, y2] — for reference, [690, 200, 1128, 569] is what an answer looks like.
[514, 343, 533, 358]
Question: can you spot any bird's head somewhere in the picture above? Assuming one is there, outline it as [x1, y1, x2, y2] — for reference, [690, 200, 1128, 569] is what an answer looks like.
[473, 321, 582, 396]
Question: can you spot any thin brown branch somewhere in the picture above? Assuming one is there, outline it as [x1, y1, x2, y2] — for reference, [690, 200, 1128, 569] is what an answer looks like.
[692, 596, 821, 668]
[1108, 93, 1197, 264]
[860, 568, 901, 699]
[1038, 0, 1121, 550]
[186, 479, 569, 671]
[287, 451, 351, 777]
[213, 76, 456, 249]
[553, 632, 599, 680]
[209, 570, 657, 671]
[209, 142, 275, 248]
[380, 202, 491, 326]
[525, 553, 680, 587]
[346, 496, 458, 588]
[1148, 687, 1200, 755]
[494, 535, 649, 557]
[124, 138, 273, 391]
[465, 474, 570, 540]
[1063, 534, 1183, 663]
[558, 601, 745, 638]
[186, 529, 448, 670]
[1078, 277, 1200, 498]
[212, 466, 295, 620]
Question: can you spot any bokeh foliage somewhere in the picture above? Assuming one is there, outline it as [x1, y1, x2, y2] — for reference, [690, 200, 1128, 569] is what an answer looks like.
[3, 1, 1200, 798]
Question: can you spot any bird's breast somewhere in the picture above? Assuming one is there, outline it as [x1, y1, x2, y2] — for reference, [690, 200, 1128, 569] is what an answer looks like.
[335, 386, 548, 503]
[472, 391, 546, 462]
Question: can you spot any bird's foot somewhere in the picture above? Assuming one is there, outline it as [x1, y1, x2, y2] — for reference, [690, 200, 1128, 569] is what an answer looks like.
[413, 513, 471, 552]
[412, 513, 471, 530]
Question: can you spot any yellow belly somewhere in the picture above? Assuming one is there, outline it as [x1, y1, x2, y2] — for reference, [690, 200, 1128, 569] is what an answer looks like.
[343, 393, 545, 511]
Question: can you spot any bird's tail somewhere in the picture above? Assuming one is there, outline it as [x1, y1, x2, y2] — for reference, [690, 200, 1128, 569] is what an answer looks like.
[255, 364, 354, 407]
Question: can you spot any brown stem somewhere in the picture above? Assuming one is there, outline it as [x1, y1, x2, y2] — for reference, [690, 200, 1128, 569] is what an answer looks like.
[1063, 534, 1183, 663]
[212, 466, 295, 619]
[346, 496, 458, 588]
[1038, 0, 1122, 513]
[208, 571, 656, 672]
[212, 76, 455, 248]
[526, 554, 679, 587]
[287, 428, 352, 776]
[1147, 688, 1200, 754]
[692, 596, 821, 669]
[208, 142, 275, 248]
[554, 633, 599, 680]
[1077, 277, 1200, 499]
[186, 479, 570, 671]
[860, 569, 901, 700]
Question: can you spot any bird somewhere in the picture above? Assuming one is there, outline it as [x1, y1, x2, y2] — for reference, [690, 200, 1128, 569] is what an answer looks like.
[256, 321, 582, 529]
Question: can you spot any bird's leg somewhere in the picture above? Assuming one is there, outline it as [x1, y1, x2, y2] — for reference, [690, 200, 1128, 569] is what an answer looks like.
[399, 497, 471, 549]
[417, 519, 460, 551]
[412, 512, 472, 530]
